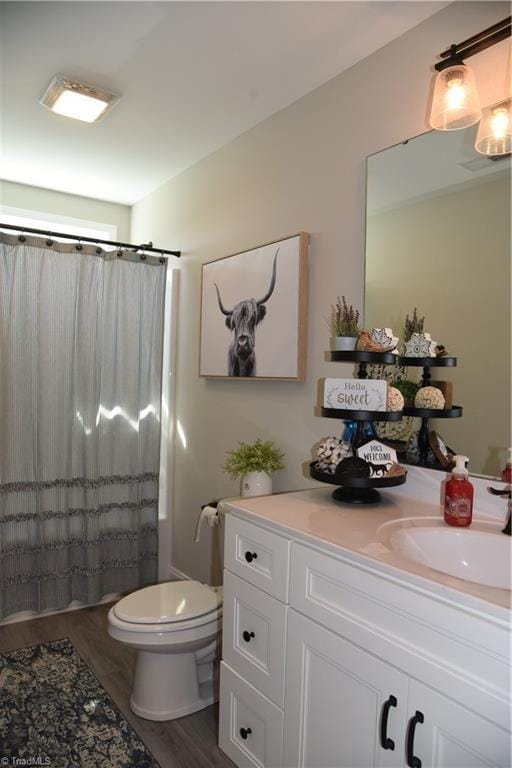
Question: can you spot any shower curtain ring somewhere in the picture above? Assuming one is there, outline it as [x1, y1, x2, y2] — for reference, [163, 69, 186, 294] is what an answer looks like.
[140, 253, 147, 261]
[117, 244, 123, 258]
[76, 240, 83, 251]
[18, 230, 26, 243]
[46, 232, 54, 247]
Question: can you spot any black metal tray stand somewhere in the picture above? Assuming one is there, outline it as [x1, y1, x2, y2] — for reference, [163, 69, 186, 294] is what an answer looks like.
[398, 356, 462, 467]
[311, 351, 406, 504]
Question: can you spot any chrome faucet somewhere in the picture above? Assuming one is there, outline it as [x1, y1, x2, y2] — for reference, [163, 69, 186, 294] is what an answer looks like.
[488, 486, 511, 535]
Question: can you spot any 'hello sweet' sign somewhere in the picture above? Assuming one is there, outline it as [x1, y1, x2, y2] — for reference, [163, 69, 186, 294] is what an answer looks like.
[324, 378, 388, 411]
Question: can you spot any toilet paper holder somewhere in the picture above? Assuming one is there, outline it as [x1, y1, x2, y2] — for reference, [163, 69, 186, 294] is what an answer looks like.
[194, 501, 220, 542]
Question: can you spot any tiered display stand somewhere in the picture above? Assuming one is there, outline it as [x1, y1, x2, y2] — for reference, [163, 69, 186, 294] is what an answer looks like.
[310, 350, 406, 504]
[398, 356, 462, 467]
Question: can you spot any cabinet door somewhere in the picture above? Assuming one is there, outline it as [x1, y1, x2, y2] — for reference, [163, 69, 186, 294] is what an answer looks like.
[407, 680, 511, 768]
[283, 610, 408, 768]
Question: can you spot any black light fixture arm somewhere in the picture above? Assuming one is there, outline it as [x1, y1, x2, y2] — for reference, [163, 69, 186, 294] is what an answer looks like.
[0, 222, 181, 258]
[434, 15, 511, 71]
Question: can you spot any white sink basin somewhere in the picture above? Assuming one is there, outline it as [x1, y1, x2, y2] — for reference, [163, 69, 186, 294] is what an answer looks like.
[385, 524, 511, 590]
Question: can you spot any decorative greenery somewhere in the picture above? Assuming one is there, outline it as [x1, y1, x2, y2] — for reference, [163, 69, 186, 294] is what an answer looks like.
[367, 365, 420, 406]
[222, 438, 285, 478]
[331, 296, 360, 337]
[394, 378, 420, 405]
[403, 308, 425, 342]
[367, 363, 408, 383]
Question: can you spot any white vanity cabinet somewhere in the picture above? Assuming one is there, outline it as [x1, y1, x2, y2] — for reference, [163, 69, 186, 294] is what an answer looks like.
[219, 500, 511, 768]
[283, 610, 508, 768]
[407, 681, 510, 768]
[283, 609, 409, 768]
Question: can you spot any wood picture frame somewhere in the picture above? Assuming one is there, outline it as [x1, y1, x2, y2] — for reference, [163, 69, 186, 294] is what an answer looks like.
[199, 232, 309, 380]
[429, 430, 455, 469]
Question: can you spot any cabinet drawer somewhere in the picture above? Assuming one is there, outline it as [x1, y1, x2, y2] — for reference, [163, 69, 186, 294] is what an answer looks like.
[223, 570, 287, 707]
[225, 514, 290, 601]
[219, 662, 284, 768]
[290, 540, 381, 640]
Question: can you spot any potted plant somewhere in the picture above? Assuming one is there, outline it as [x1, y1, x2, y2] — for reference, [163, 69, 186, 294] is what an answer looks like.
[222, 438, 285, 497]
[331, 296, 360, 351]
[403, 308, 425, 342]
[394, 378, 420, 407]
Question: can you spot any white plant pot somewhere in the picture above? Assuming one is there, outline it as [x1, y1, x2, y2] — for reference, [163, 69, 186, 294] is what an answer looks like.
[241, 471, 273, 497]
[335, 336, 357, 351]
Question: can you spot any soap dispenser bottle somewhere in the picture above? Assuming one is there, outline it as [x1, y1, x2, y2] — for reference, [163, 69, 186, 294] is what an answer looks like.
[444, 455, 473, 527]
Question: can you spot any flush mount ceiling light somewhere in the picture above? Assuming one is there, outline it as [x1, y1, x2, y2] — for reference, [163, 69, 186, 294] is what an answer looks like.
[429, 16, 511, 154]
[40, 75, 120, 123]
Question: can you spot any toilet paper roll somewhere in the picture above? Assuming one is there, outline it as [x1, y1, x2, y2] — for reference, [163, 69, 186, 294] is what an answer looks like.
[194, 504, 219, 542]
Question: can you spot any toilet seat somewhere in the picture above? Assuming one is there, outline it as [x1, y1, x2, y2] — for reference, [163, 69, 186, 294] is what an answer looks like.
[113, 581, 223, 627]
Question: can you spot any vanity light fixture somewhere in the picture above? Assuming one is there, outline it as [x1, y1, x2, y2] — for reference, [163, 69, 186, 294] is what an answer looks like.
[429, 63, 481, 130]
[475, 98, 512, 156]
[40, 75, 120, 123]
[429, 16, 511, 153]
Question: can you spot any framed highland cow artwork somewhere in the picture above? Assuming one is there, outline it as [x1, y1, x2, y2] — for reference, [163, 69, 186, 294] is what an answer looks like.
[199, 233, 309, 380]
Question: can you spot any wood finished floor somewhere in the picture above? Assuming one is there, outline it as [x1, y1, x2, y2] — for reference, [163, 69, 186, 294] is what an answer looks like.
[0, 603, 235, 768]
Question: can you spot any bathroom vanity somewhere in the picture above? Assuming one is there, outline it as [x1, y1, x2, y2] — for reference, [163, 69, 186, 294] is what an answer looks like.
[218, 482, 511, 768]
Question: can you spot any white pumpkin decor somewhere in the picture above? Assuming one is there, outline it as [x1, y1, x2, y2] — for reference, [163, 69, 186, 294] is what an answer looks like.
[415, 386, 445, 409]
[404, 332, 438, 358]
[316, 437, 352, 474]
[370, 328, 399, 352]
[387, 386, 405, 412]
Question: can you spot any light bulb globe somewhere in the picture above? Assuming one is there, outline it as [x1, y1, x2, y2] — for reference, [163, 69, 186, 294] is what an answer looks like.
[429, 64, 481, 131]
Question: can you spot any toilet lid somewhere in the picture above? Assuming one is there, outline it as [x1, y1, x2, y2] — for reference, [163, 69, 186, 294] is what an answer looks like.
[113, 581, 222, 624]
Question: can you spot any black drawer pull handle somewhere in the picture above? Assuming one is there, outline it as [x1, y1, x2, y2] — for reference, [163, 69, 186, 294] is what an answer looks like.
[245, 551, 258, 563]
[242, 630, 255, 643]
[406, 711, 424, 768]
[239, 727, 252, 740]
[380, 694, 397, 750]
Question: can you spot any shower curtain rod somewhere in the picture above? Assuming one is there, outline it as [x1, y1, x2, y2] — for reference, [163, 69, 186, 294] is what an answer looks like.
[0, 222, 181, 258]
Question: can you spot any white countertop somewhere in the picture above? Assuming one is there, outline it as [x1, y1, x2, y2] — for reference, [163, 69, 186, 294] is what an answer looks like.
[223, 482, 511, 622]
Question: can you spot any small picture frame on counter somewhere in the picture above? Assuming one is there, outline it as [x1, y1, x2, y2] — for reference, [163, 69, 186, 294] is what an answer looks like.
[429, 430, 455, 469]
[430, 380, 453, 408]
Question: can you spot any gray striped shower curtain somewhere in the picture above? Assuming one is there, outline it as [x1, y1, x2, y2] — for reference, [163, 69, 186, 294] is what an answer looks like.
[0, 233, 166, 619]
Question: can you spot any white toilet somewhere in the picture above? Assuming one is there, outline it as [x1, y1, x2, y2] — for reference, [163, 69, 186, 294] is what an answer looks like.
[108, 580, 223, 721]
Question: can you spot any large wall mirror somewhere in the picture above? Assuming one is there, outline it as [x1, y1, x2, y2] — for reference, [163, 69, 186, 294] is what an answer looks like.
[365, 122, 511, 478]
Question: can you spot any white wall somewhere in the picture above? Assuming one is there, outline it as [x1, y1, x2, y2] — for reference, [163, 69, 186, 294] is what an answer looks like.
[0, 180, 131, 241]
[131, 2, 511, 585]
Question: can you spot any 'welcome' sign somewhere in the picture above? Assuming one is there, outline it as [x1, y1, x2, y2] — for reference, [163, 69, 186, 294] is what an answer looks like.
[357, 440, 397, 475]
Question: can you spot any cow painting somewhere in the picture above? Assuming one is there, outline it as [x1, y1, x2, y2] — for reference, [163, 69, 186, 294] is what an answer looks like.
[214, 250, 278, 377]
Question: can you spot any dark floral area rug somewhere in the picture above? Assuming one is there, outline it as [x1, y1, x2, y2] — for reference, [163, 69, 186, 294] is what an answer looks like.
[0, 638, 159, 767]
